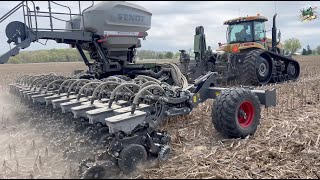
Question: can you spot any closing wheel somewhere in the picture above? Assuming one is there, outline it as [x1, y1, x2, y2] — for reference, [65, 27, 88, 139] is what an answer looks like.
[97, 134, 113, 147]
[212, 88, 261, 138]
[158, 145, 171, 162]
[82, 161, 120, 179]
[82, 165, 106, 179]
[118, 144, 148, 174]
[286, 62, 300, 80]
[82, 126, 94, 137]
[98, 127, 109, 134]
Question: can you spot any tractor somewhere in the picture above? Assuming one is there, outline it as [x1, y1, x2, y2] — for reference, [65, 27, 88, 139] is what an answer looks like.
[179, 13, 301, 86]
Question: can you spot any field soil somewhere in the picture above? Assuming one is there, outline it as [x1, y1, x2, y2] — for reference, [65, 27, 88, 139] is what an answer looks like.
[0, 56, 319, 178]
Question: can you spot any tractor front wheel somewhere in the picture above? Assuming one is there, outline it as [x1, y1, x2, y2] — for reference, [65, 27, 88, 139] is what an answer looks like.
[212, 88, 261, 138]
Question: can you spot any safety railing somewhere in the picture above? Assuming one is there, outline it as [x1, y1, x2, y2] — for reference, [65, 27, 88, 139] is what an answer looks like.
[0, 1, 94, 34]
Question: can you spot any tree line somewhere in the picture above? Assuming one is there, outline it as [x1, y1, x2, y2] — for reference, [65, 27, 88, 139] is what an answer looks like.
[136, 50, 180, 60]
[284, 38, 320, 55]
[8, 49, 86, 64]
[5, 38, 319, 64]
[6, 49, 180, 64]
[301, 45, 319, 55]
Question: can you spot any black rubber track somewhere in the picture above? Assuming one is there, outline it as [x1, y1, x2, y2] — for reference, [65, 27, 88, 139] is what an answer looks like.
[212, 88, 261, 138]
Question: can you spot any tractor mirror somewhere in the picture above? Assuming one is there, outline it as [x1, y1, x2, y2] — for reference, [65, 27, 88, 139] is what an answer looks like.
[277, 30, 281, 40]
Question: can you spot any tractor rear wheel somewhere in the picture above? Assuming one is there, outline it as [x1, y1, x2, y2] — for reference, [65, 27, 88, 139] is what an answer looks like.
[212, 88, 261, 138]
[240, 49, 273, 85]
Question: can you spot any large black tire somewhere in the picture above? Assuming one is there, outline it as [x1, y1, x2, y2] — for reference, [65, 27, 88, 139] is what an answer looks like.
[212, 88, 261, 138]
[240, 49, 272, 86]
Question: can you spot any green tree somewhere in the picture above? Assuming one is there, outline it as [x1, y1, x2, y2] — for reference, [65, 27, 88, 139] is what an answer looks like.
[174, 52, 180, 59]
[6, 48, 83, 64]
[158, 53, 164, 59]
[284, 38, 301, 55]
[164, 51, 174, 59]
[8, 57, 21, 64]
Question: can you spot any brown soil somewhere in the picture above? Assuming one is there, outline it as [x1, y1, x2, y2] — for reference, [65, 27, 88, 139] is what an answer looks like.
[0, 56, 319, 179]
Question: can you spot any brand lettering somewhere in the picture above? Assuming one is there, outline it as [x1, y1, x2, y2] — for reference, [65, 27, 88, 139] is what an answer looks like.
[118, 14, 145, 22]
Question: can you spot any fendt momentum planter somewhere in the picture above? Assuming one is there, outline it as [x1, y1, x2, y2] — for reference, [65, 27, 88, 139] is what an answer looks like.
[1, 1, 276, 178]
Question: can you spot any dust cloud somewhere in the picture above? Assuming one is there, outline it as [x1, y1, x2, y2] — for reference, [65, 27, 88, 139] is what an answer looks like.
[0, 93, 80, 179]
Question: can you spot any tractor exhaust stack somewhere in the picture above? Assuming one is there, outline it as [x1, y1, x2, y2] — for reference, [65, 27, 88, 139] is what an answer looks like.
[272, 13, 277, 53]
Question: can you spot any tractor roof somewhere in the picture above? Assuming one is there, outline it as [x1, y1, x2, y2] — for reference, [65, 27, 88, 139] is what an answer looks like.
[223, 15, 268, 25]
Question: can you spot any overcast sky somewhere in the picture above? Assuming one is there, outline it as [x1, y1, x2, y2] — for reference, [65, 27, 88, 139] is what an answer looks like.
[0, 1, 319, 55]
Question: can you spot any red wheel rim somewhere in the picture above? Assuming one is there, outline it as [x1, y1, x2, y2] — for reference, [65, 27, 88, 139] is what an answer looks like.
[237, 101, 255, 128]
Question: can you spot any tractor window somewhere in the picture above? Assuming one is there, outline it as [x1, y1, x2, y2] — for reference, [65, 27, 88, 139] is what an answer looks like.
[254, 21, 266, 41]
[227, 22, 253, 43]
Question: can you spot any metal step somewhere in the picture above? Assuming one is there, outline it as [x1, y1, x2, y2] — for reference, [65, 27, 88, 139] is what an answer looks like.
[60, 98, 107, 114]
[51, 95, 78, 108]
[71, 101, 108, 119]
[106, 110, 147, 134]
[19, 89, 31, 97]
[113, 104, 150, 114]
[26, 90, 41, 99]
[32, 92, 54, 104]
[55, 95, 92, 109]
[81, 98, 109, 105]
[44, 93, 74, 106]
[86, 104, 122, 125]
[88, 103, 150, 125]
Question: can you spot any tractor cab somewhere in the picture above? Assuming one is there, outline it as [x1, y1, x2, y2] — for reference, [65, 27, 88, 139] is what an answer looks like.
[220, 14, 269, 53]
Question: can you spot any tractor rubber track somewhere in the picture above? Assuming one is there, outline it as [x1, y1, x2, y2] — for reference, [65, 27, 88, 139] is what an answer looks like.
[265, 50, 301, 83]
[239, 49, 300, 86]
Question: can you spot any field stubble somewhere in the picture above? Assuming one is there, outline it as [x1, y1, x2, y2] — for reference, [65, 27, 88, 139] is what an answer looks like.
[0, 57, 319, 178]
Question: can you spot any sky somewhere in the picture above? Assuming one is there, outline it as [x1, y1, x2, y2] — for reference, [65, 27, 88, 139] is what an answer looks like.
[0, 1, 319, 55]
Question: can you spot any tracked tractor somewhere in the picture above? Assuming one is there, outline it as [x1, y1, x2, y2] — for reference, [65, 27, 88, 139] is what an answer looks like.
[2, 1, 277, 178]
[179, 14, 300, 86]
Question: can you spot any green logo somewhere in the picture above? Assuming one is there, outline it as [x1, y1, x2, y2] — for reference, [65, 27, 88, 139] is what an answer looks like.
[300, 6, 317, 22]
